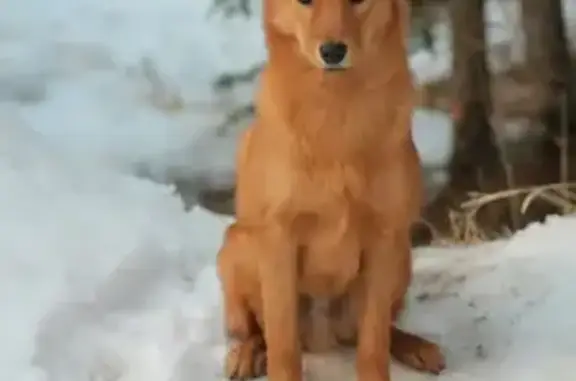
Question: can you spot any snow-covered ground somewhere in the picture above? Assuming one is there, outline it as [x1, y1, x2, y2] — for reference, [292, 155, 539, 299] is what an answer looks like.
[5, 114, 576, 381]
[1, 0, 576, 380]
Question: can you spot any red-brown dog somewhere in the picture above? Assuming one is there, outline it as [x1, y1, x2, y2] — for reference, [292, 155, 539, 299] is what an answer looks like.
[217, 0, 445, 381]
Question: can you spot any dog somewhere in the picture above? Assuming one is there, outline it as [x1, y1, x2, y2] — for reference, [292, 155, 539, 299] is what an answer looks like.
[216, 0, 446, 380]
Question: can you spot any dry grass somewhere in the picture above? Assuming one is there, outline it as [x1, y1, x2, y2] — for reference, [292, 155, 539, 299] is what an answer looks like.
[426, 182, 576, 246]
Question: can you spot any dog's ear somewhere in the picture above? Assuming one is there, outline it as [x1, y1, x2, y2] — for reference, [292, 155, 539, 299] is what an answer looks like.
[395, 0, 410, 42]
[263, 0, 289, 34]
[375, 0, 410, 50]
[263, 0, 294, 36]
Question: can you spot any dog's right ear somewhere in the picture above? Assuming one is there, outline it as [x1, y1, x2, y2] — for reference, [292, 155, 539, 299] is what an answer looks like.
[262, 0, 297, 36]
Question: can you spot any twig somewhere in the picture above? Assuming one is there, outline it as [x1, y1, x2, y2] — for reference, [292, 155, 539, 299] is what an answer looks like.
[462, 182, 576, 210]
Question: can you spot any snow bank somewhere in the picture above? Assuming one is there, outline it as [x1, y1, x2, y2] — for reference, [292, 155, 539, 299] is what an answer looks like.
[0, 108, 227, 381]
[6, 117, 573, 380]
[1, 108, 573, 381]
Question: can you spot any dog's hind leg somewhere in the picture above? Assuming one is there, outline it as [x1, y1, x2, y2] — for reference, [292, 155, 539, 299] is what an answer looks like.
[390, 325, 445, 375]
[388, 298, 445, 374]
[331, 268, 445, 375]
[217, 224, 267, 380]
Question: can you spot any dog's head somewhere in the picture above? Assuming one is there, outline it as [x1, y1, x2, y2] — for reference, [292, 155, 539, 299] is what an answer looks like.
[263, 0, 406, 71]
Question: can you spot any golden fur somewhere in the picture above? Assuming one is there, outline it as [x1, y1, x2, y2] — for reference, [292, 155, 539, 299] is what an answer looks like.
[216, 0, 445, 380]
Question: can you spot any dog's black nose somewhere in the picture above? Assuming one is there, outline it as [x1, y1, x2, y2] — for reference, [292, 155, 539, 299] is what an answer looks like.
[319, 41, 348, 66]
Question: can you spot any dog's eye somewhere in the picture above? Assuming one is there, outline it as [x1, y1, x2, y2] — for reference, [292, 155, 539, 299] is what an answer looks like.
[349, 0, 365, 4]
[297, 0, 312, 5]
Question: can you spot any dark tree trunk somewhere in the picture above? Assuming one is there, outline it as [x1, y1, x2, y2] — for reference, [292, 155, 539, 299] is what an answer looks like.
[521, 0, 576, 141]
[447, 0, 501, 186]
[521, 0, 576, 199]
[419, 0, 511, 242]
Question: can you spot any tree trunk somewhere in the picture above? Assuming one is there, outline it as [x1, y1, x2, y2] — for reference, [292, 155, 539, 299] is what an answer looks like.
[521, 0, 576, 141]
[448, 0, 500, 185]
[419, 0, 510, 243]
[520, 0, 576, 200]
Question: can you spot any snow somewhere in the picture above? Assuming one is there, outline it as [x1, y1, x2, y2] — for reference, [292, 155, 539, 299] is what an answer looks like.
[0, 0, 575, 381]
[412, 109, 454, 170]
[5, 117, 576, 381]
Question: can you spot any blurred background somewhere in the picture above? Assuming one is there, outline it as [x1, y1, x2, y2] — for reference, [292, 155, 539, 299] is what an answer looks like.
[195, 0, 576, 245]
[2, 0, 575, 245]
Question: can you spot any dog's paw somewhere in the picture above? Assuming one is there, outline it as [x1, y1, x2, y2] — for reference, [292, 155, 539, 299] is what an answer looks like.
[225, 336, 267, 380]
[391, 330, 446, 375]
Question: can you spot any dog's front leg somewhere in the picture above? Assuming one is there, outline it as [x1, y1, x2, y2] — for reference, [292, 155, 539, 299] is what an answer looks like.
[356, 230, 408, 381]
[258, 225, 302, 381]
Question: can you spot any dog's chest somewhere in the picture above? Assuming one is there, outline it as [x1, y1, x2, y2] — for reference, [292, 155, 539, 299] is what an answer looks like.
[296, 216, 361, 298]
[289, 165, 366, 298]
[290, 159, 369, 210]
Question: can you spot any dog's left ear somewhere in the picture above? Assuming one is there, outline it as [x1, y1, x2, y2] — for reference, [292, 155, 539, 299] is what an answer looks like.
[394, 0, 411, 42]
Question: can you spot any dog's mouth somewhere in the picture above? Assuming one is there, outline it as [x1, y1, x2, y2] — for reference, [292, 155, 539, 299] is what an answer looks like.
[323, 65, 348, 72]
